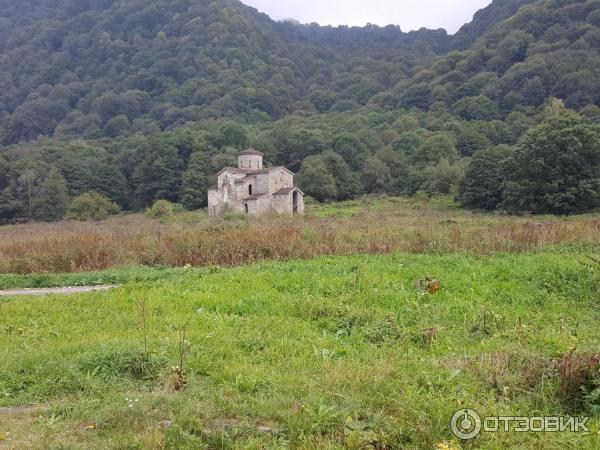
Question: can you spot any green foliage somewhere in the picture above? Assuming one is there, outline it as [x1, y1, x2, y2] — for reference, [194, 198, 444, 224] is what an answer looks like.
[414, 133, 459, 167]
[453, 95, 499, 121]
[362, 155, 392, 194]
[297, 155, 338, 202]
[149, 200, 174, 219]
[32, 169, 69, 221]
[297, 151, 363, 202]
[422, 158, 464, 195]
[181, 151, 212, 210]
[459, 145, 514, 210]
[502, 111, 600, 214]
[66, 192, 120, 221]
[133, 145, 184, 206]
[0, 0, 445, 144]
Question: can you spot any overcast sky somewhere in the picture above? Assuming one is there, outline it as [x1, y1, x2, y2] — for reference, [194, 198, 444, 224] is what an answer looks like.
[241, 0, 492, 34]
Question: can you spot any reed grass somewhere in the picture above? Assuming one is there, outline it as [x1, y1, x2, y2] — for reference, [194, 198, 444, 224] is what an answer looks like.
[0, 196, 598, 274]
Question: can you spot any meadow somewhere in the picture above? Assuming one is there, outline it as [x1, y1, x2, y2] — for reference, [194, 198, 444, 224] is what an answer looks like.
[0, 196, 599, 276]
[1, 197, 599, 449]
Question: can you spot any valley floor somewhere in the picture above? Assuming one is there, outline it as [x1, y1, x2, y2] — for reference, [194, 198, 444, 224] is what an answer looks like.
[1, 250, 599, 449]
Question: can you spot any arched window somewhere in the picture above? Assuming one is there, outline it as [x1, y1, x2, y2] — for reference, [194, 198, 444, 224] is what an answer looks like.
[248, 184, 253, 195]
[244, 203, 249, 214]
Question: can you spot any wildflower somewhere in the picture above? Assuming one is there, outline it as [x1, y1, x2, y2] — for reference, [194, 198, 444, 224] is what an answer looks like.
[435, 442, 460, 450]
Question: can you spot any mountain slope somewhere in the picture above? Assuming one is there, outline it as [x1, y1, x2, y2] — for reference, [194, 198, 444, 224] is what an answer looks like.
[451, 0, 538, 50]
[0, 0, 443, 144]
[380, 0, 600, 114]
[0, 0, 598, 147]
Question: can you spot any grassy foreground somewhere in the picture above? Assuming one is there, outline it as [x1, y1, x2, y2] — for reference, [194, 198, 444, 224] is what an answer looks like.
[1, 250, 599, 449]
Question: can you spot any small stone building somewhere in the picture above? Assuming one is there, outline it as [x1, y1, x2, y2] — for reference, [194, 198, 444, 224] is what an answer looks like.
[208, 149, 305, 216]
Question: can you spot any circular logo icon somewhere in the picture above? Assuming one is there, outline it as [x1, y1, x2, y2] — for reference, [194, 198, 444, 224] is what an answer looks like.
[450, 409, 482, 440]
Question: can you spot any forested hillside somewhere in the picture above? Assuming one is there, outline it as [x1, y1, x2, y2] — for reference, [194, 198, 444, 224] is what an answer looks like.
[0, 0, 444, 144]
[382, 0, 600, 114]
[1, 0, 600, 222]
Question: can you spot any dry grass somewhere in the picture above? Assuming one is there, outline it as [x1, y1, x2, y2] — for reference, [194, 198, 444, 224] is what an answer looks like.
[0, 196, 598, 274]
[555, 350, 600, 410]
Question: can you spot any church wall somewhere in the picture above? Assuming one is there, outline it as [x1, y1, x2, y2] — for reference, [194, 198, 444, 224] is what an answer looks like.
[272, 193, 292, 215]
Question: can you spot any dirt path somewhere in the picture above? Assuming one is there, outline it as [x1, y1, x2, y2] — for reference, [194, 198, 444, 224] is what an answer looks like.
[0, 285, 117, 297]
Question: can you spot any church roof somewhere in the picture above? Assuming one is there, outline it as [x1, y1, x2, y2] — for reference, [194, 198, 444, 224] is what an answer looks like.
[240, 148, 264, 156]
[234, 175, 256, 184]
[273, 187, 304, 196]
[218, 166, 294, 176]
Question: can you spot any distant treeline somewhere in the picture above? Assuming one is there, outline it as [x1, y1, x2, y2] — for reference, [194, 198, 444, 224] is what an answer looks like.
[1, 0, 600, 220]
[1, 101, 599, 222]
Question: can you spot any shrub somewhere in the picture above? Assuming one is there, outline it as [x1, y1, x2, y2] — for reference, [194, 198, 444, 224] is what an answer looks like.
[66, 192, 120, 221]
[149, 199, 174, 218]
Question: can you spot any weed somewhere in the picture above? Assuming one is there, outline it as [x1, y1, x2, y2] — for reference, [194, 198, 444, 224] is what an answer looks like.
[415, 276, 441, 294]
[170, 327, 191, 391]
[554, 350, 600, 411]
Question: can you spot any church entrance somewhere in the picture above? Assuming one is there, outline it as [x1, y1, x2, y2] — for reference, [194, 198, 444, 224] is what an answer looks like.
[293, 190, 298, 215]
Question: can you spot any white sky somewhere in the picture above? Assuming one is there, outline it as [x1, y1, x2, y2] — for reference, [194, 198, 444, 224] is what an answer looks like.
[241, 0, 493, 34]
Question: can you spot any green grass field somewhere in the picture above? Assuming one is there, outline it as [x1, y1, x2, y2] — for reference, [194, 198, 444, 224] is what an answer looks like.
[1, 249, 599, 449]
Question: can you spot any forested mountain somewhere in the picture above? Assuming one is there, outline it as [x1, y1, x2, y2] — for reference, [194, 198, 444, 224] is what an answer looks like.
[1, 0, 600, 222]
[450, 0, 539, 50]
[381, 0, 600, 114]
[0, 0, 446, 144]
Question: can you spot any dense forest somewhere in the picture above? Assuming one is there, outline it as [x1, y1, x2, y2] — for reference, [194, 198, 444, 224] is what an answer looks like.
[1, 0, 600, 222]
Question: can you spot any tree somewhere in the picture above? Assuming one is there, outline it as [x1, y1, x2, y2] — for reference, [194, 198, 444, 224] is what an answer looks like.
[452, 95, 499, 121]
[501, 111, 600, 214]
[66, 192, 120, 221]
[458, 145, 513, 210]
[297, 155, 337, 202]
[213, 122, 248, 149]
[181, 150, 212, 210]
[133, 145, 184, 206]
[319, 151, 363, 200]
[32, 169, 69, 221]
[332, 133, 368, 171]
[308, 89, 337, 113]
[423, 159, 464, 195]
[362, 155, 392, 194]
[103, 114, 131, 138]
[415, 132, 459, 166]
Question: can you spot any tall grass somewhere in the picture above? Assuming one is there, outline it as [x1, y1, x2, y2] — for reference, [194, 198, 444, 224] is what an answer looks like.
[1, 197, 598, 274]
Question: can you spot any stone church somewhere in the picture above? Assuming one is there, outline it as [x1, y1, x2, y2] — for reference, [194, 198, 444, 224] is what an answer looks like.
[208, 149, 305, 216]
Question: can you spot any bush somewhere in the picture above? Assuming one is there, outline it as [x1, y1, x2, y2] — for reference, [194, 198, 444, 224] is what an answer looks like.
[501, 111, 600, 214]
[66, 192, 120, 221]
[149, 199, 174, 218]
